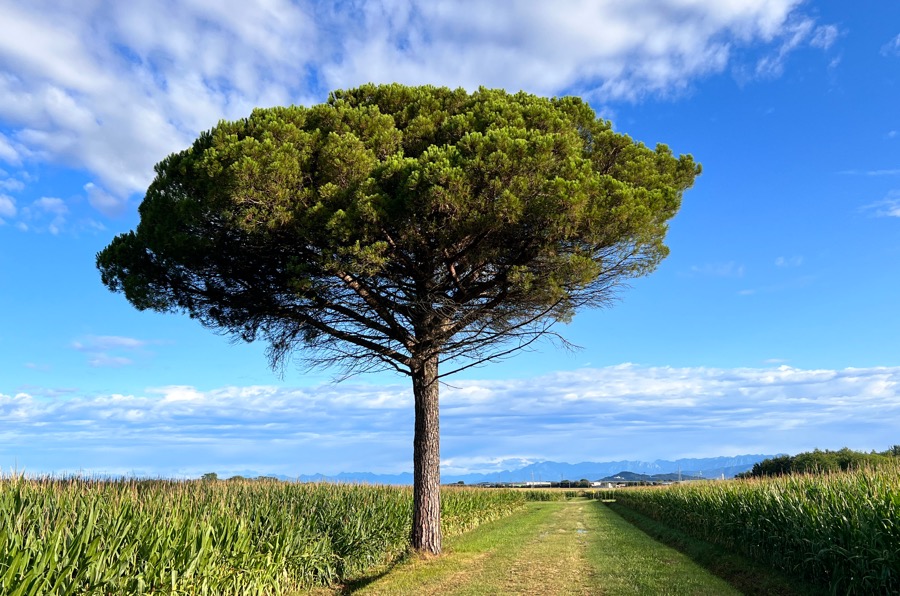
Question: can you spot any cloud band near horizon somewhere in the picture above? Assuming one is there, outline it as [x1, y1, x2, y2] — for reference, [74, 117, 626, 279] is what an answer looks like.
[2, 363, 897, 478]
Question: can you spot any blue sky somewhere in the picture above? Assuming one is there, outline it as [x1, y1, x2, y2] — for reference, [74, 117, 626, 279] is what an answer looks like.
[1, 1, 899, 478]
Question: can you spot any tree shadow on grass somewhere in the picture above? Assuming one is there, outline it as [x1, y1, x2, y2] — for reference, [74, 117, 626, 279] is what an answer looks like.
[335, 550, 419, 594]
[337, 570, 390, 594]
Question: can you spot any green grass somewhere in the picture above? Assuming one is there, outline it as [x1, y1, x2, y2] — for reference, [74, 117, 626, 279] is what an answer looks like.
[341, 497, 554, 595]
[584, 501, 739, 595]
[606, 502, 817, 596]
[348, 499, 742, 595]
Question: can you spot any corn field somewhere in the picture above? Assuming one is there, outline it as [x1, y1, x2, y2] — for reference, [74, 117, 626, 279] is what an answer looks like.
[0, 477, 524, 595]
[519, 489, 579, 501]
[607, 465, 900, 595]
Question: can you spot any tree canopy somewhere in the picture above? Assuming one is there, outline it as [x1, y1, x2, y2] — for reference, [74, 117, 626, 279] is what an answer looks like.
[737, 446, 900, 478]
[98, 84, 698, 376]
[97, 84, 700, 553]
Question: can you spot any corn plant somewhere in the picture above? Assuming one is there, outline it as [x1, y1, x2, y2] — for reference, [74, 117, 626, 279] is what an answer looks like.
[0, 476, 525, 594]
[608, 465, 900, 595]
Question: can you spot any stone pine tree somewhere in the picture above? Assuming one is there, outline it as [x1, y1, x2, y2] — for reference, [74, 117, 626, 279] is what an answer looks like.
[97, 84, 700, 554]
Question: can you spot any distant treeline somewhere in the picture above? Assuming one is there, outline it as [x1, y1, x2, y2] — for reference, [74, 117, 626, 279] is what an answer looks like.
[737, 445, 900, 478]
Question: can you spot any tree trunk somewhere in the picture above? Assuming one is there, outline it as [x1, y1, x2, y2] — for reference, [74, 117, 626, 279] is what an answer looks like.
[411, 354, 442, 554]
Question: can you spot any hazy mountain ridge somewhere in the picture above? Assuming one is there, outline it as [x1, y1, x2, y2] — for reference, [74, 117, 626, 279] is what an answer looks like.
[441, 454, 773, 484]
[248, 454, 775, 484]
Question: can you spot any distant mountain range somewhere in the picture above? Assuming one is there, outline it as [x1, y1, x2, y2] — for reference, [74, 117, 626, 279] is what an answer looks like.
[233, 454, 774, 484]
[599, 471, 703, 483]
[439, 455, 772, 484]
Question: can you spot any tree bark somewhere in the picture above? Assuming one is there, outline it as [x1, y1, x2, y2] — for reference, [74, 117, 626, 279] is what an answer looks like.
[410, 354, 442, 554]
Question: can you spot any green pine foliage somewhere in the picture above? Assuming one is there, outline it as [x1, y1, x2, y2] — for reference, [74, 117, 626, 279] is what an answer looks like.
[97, 83, 699, 375]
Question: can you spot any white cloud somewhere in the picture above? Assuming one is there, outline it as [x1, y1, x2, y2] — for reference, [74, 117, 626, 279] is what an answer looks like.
[83, 182, 127, 217]
[441, 455, 538, 477]
[0, 0, 317, 205]
[87, 355, 134, 368]
[72, 335, 153, 368]
[753, 17, 836, 78]
[0, 0, 831, 218]
[775, 255, 803, 267]
[323, 1, 819, 101]
[153, 386, 207, 403]
[3, 363, 899, 476]
[84, 182, 128, 217]
[874, 202, 900, 218]
[17, 196, 68, 234]
[809, 24, 839, 49]
[0, 193, 15, 221]
[863, 191, 900, 218]
[0, 132, 21, 164]
[7, 194, 109, 234]
[0, 177, 24, 191]
[839, 168, 900, 176]
[881, 33, 900, 57]
[32, 196, 67, 216]
[73, 335, 149, 351]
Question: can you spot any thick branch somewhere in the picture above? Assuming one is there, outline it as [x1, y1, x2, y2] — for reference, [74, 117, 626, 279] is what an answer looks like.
[335, 270, 415, 347]
[274, 306, 412, 367]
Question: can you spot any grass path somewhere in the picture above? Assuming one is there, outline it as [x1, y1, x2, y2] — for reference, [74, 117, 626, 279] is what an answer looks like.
[341, 500, 741, 595]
